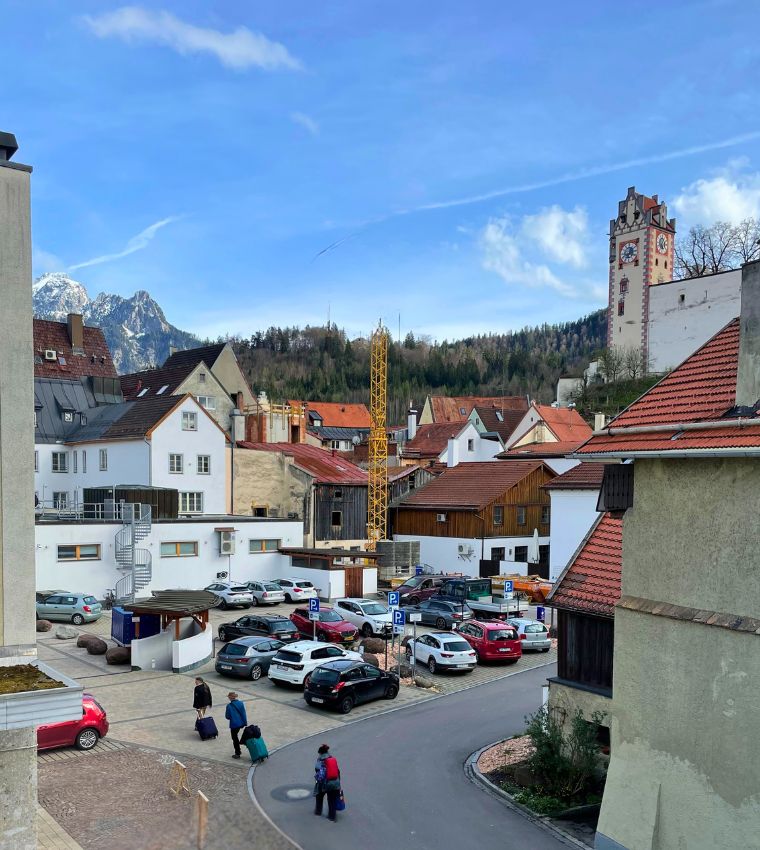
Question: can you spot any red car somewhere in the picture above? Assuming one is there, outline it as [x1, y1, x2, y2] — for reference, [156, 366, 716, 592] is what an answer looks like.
[37, 694, 109, 751]
[457, 620, 522, 664]
[290, 607, 358, 645]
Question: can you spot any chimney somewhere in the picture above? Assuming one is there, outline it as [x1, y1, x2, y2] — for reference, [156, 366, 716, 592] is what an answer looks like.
[736, 260, 760, 407]
[67, 313, 84, 351]
[169, 345, 177, 356]
[594, 412, 607, 431]
[446, 436, 459, 468]
[407, 408, 417, 441]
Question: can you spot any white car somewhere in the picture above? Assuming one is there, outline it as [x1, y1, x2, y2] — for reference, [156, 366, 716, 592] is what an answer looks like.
[508, 618, 552, 652]
[334, 598, 393, 638]
[204, 582, 253, 610]
[245, 580, 285, 606]
[406, 632, 477, 674]
[268, 640, 363, 686]
[275, 578, 318, 603]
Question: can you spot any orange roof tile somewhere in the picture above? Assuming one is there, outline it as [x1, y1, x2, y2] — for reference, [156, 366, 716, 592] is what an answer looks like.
[428, 395, 528, 423]
[543, 463, 607, 490]
[403, 423, 463, 459]
[547, 513, 622, 617]
[33, 319, 116, 379]
[307, 401, 371, 429]
[529, 404, 593, 442]
[498, 440, 590, 459]
[237, 441, 367, 484]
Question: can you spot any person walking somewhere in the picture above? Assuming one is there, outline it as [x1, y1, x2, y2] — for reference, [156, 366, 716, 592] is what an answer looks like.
[224, 692, 247, 759]
[313, 744, 341, 822]
[193, 677, 212, 719]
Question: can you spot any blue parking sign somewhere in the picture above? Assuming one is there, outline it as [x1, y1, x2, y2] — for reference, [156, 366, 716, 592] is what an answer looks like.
[309, 597, 320, 613]
[504, 580, 514, 594]
[392, 609, 405, 627]
[415, 565, 423, 576]
[536, 606, 545, 622]
[388, 591, 400, 607]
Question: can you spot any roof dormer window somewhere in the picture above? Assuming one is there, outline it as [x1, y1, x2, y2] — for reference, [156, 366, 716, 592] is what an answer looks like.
[62, 411, 73, 423]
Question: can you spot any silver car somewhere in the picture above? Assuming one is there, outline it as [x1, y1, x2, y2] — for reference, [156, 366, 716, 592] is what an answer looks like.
[508, 618, 552, 652]
[245, 580, 285, 606]
[36, 591, 102, 625]
[215, 636, 285, 681]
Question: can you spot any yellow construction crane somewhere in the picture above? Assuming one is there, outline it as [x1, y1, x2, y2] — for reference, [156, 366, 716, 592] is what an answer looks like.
[367, 322, 389, 550]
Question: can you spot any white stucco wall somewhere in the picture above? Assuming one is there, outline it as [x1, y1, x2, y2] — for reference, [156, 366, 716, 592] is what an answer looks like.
[34, 518, 303, 599]
[131, 629, 173, 671]
[436, 422, 502, 466]
[172, 624, 213, 672]
[547, 489, 600, 582]
[394, 533, 549, 574]
[648, 268, 740, 373]
[150, 397, 228, 514]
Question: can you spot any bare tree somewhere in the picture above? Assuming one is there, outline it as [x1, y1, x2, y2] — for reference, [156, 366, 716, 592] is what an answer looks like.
[675, 218, 760, 279]
[623, 346, 644, 379]
[598, 346, 624, 383]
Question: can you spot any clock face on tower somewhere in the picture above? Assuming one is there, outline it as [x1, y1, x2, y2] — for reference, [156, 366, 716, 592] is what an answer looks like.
[620, 241, 638, 264]
[656, 233, 668, 254]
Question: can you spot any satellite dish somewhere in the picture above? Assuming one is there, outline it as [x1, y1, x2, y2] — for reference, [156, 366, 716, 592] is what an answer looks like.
[352, 435, 361, 446]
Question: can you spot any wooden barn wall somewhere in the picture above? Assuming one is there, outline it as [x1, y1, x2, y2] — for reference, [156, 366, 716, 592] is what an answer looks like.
[557, 610, 614, 694]
[314, 484, 368, 541]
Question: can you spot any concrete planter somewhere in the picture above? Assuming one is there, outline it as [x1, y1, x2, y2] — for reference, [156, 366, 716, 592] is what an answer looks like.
[0, 660, 83, 730]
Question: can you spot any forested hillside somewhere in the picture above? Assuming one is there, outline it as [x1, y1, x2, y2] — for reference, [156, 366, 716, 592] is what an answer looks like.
[231, 310, 606, 423]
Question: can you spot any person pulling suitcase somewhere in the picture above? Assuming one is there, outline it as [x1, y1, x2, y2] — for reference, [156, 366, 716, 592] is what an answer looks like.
[224, 692, 248, 759]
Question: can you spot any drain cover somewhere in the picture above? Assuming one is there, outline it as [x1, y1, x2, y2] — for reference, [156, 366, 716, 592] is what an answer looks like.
[271, 784, 314, 802]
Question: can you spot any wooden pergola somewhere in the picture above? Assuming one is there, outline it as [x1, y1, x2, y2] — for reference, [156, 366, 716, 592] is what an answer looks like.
[123, 590, 218, 640]
[279, 547, 380, 570]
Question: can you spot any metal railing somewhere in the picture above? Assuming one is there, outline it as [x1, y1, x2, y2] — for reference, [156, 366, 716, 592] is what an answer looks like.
[113, 503, 153, 605]
[35, 500, 137, 521]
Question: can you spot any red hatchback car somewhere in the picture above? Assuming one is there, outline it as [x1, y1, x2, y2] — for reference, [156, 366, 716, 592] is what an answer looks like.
[37, 694, 109, 751]
[290, 607, 358, 645]
[457, 620, 522, 664]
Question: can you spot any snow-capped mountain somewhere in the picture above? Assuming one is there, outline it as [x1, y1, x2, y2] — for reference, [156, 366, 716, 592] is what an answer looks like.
[32, 273, 200, 373]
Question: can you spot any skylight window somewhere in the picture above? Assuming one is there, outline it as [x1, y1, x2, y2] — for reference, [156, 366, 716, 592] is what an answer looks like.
[495, 411, 503, 422]
[157, 385, 169, 395]
[137, 388, 149, 397]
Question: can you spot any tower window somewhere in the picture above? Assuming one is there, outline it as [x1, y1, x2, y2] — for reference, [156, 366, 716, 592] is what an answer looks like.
[620, 278, 629, 294]
[618, 300, 625, 316]
[655, 258, 659, 266]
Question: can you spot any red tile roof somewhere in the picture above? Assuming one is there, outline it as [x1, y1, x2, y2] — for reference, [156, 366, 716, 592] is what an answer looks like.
[543, 463, 607, 490]
[307, 401, 371, 429]
[547, 513, 622, 617]
[578, 319, 760, 455]
[237, 442, 368, 485]
[403, 423, 463, 459]
[472, 405, 526, 442]
[527, 404, 593, 443]
[498, 440, 590, 459]
[400, 460, 549, 510]
[33, 319, 116, 379]
[428, 395, 528, 423]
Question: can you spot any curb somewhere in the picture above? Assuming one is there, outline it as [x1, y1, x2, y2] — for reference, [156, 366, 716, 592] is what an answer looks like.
[464, 742, 591, 850]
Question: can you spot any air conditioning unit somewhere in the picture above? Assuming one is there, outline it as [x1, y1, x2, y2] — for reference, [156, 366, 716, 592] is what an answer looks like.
[219, 531, 235, 555]
[44, 349, 57, 361]
[457, 544, 466, 553]
[216, 571, 228, 580]
[436, 513, 447, 523]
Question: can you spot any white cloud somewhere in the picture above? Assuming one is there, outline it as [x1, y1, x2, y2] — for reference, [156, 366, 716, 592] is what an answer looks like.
[83, 7, 301, 71]
[672, 166, 760, 226]
[480, 217, 577, 297]
[69, 216, 181, 272]
[33, 247, 64, 274]
[521, 204, 588, 268]
[290, 112, 319, 136]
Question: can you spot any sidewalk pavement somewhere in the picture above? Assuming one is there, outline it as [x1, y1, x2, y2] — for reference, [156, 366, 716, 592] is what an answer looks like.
[37, 805, 83, 850]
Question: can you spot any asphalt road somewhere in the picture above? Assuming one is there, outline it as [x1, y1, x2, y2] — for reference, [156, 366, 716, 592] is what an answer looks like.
[252, 661, 570, 850]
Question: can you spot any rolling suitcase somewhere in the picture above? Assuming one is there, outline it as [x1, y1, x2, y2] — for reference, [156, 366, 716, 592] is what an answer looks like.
[195, 715, 218, 741]
[245, 733, 269, 763]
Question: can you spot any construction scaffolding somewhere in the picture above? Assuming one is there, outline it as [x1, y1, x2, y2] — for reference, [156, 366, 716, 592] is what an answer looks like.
[367, 323, 389, 550]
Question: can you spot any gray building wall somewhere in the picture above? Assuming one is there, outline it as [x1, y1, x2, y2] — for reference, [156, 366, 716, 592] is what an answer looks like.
[597, 458, 760, 850]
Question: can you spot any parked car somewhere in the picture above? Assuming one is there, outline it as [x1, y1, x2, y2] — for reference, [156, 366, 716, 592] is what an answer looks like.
[458, 620, 522, 663]
[244, 580, 286, 606]
[406, 632, 477, 674]
[304, 659, 399, 714]
[35, 591, 102, 625]
[275, 578, 318, 603]
[268, 640, 363, 687]
[393, 575, 445, 606]
[203, 582, 253, 609]
[217, 614, 299, 644]
[508, 618, 552, 652]
[290, 606, 358, 645]
[215, 636, 285, 680]
[334, 598, 393, 638]
[37, 693, 108, 751]
[402, 598, 473, 630]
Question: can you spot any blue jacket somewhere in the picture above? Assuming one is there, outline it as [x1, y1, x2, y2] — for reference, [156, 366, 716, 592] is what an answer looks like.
[225, 699, 247, 729]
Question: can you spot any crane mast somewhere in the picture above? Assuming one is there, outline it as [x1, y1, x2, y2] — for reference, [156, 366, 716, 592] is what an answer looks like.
[367, 323, 389, 550]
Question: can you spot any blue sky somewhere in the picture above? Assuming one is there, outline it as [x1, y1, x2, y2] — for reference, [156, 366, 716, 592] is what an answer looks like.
[6, 1, 760, 341]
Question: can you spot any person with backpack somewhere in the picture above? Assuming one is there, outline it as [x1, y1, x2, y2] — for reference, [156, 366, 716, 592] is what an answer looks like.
[224, 692, 248, 759]
[193, 677, 212, 719]
[313, 744, 342, 821]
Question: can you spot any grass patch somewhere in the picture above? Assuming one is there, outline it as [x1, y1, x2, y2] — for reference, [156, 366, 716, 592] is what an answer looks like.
[0, 664, 63, 695]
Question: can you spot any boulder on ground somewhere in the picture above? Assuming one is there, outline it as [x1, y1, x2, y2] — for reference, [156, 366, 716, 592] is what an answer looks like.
[105, 646, 131, 665]
[35, 620, 53, 633]
[55, 625, 78, 640]
[85, 636, 108, 655]
[412, 672, 436, 689]
[401, 635, 413, 648]
[363, 653, 379, 667]
[393, 662, 413, 679]
[360, 637, 386, 655]
[77, 634, 98, 648]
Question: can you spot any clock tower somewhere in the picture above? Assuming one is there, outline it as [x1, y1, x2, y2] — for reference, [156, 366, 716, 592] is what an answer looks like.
[608, 187, 676, 360]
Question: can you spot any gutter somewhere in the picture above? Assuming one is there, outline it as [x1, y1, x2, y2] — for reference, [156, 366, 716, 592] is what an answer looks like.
[591, 416, 760, 437]
[575, 448, 760, 459]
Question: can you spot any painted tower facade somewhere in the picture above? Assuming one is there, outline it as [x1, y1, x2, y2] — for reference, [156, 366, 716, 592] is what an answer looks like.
[608, 187, 676, 358]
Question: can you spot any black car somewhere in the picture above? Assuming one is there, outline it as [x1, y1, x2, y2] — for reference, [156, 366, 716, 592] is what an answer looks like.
[218, 614, 300, 644]
[304, 659, 399, 714]
[402, 598, 474, 629]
